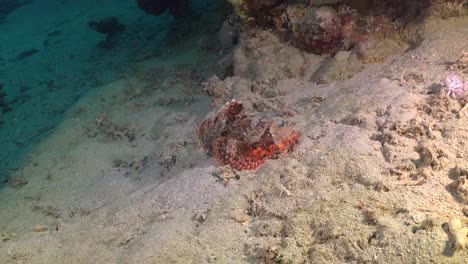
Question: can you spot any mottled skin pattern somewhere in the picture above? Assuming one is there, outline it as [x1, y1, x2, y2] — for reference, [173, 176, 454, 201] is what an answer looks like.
[198, 100, 300, 170]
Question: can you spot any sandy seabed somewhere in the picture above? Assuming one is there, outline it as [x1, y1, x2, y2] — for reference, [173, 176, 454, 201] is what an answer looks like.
[1, 1, 468, 263]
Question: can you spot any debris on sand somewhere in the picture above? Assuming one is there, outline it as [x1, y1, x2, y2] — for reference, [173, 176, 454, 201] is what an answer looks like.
[0, 232, 11, 241]
[8, 172, 28, 188]
[450, 51, 468, 74]
[32, 225, 48, 233]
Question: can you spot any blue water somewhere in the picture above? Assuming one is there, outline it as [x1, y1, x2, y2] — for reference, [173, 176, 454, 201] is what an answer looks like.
[0, 0, 227, 183]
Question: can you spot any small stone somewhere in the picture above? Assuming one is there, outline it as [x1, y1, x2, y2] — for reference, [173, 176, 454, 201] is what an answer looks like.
[448, 218, 468, 252]
[420, 218, 438, 231]
[373, 182, 390, 192]
[363, 209, 380, 225]
[194, 212, 208, 223]
[32, 225, 48, 232]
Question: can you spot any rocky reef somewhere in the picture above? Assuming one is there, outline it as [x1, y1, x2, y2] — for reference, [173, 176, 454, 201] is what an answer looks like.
[226, 0, 468, 55]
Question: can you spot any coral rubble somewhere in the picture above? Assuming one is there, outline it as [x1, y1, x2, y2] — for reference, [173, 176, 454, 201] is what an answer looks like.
[451, 51, 468, 75]
[197, 100, 300, 170]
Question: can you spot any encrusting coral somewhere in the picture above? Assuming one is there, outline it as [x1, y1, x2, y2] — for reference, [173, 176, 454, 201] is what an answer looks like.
[197, 100, 300, 170]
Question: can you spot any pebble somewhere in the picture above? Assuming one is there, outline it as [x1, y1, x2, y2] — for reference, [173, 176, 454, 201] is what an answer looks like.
[32, 225, 48, 232]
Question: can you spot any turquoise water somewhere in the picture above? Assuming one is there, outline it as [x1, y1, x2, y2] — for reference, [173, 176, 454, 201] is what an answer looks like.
[0, 0, 227, 183]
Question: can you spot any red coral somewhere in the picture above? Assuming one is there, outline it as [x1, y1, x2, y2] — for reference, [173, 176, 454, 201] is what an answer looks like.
[197, 100, 300, 170]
